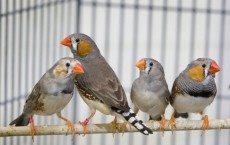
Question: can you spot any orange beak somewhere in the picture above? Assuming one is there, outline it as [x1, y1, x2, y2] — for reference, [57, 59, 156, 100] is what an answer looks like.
[209, 61, 220, 74]
[72, 63, 84, 74]
[136, 59, 145, 70]
[60, 36, 72, 47]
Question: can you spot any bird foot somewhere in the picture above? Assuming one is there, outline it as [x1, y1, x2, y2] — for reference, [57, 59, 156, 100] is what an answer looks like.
[118, 122, 127, 136]
[168, 116, 176, 134]
[29, 117, 36, 142]
[65, 120, 76, 139]
[79, 119, 89, 136]
[201, 115, 209, 135]
[110, 119, 118, 137]
[160, 116, 166, 136]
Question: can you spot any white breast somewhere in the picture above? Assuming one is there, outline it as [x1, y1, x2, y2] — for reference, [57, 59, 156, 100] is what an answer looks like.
[34, 93, 73, 116]
[79, 92, 113, 115]
[132, 91, 166, 119]
[172, 93, 214, 113]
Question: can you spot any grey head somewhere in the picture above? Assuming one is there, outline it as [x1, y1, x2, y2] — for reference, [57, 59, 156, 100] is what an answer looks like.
[61, 33, 100, 61]
[182, 58, 220, 81]
[136, 58, 165, 77]
[48, 57, 84, 79]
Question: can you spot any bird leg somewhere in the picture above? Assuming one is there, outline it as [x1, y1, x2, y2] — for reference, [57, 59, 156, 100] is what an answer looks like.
[29, 116, 36, 142]
[168, 111, 176, 134]
[56, 112, 75, 139]
[159, 114, 166, 136]
[110, 117, 118, 136]
[201, 115, 209, 135]
[79, 110, 96, 136]
[118, 121, 128, 136]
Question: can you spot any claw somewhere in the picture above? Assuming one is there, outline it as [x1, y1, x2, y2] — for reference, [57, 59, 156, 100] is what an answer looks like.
[159, 115, 166, 136]
[110, 117, 118, 137]
[168, 115, 176, 134]
[29, 117, 36, 142]
[79, 118, 89, 136]
[201, 115, 209, 135]
[65, 120, 76, 139]
[119, 122, 127, 136]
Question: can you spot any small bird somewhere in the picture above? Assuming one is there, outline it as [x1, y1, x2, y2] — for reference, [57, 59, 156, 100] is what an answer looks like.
[168, 58, 220, 133]
[131, 58, 170, 133]
[10, 57, 84, 141]
[60, 33, 153, 135]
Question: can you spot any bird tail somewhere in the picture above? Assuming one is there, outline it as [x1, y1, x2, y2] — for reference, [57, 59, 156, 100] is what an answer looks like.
[175, 112, 189, 118]
[113, 108, 153, 135]
[9, 113, 30, 126]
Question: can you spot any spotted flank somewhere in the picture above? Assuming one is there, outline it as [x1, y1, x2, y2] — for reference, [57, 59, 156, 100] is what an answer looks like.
[113, 108, 153, 135]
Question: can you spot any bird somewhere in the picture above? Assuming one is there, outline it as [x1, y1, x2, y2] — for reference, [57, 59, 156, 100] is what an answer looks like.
[9, 57, 84, 141]
[168, 58, 220, 133]
[131, 58, 170, 133]
[60, 33, 153, 136]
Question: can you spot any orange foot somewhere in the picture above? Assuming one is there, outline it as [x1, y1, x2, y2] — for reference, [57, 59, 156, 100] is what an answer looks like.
[65, 120, 76, 139]
[118, 122, 127, 136]
[168, 115, 176, 134]
[79, 118, 89, 136]
[110, 117, 118, 137]
[201, 115, 209, 135]
[160, 115, 166, 136]
[29, 117, 37, 142]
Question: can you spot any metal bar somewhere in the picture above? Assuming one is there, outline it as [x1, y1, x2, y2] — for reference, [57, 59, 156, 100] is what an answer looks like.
[4, 0, 9, 144]
[188, 1, 197, 144]
[80, 1, 230, 15]
[76, 0, 82, 33]
[160, 0, 168, 68]
[172, 1, 182, 145]
[215, 0, 226, 144]
[17, 0, 24, 144]
[146, 0, 153, 58]
[101, 0, 111, 145]
[1, 119, 230, 137]
[200, 0, 212, 144]
[2, 1, 230, 18]
[73, 0, 82, 145]
[130, 0, 139, 145]
[10, 0, 16, 143]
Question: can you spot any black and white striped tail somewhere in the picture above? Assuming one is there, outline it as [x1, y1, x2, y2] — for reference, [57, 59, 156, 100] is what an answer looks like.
[113, 108, 153, 135]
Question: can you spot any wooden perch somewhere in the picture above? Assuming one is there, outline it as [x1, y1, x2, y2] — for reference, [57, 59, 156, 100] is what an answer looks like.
[0, 119, 230, 137]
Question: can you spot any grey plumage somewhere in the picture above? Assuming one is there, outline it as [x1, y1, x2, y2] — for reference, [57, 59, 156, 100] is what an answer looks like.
[10, 57, 83, 126]
[131, 58, 170, 120]
[61, 33, 153, 135]
[168, 58, 220, 132]
[170, 58, 219, 113]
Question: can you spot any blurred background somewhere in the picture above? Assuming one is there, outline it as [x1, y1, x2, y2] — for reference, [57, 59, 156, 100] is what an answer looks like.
[0, 0, 230, 145]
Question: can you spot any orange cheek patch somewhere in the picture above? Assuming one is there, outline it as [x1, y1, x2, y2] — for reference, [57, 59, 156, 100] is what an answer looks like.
[77, 41, 92, 57]
[188, 66, 204, 81]
[53, 64, 68, 78]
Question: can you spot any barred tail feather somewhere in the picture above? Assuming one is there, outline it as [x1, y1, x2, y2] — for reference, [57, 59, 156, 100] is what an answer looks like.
[114, 108, 153, 135]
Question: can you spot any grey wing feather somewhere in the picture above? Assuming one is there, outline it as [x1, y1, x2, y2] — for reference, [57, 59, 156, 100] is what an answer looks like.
[23, 83, 42, 114]
[76, 56, 130, 111]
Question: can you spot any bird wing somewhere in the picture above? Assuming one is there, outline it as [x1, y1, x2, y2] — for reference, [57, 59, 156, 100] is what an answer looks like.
[169, 77, 183, 104]
[76, 56, 130, 112]
[23, 83, 42, 114]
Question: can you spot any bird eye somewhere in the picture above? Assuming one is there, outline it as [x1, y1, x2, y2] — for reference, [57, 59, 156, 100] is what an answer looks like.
[75, 39, 80, 43]
[149, 62, 153, 66]
[66, 63, 70, 67]
[202, 64, 206, 68]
